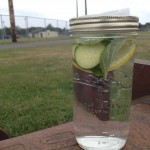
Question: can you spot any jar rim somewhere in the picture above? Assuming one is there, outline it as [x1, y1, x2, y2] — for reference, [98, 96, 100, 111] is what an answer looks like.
[69, 15, 139, 32]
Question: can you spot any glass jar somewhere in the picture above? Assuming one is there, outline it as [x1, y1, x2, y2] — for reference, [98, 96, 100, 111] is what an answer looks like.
[69, 15, 139, 150]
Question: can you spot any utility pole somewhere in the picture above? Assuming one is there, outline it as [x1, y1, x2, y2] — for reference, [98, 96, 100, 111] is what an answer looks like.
[85, 0, 87, 15]
[8, 0, 17, 42]
[76, 0, 78, 17]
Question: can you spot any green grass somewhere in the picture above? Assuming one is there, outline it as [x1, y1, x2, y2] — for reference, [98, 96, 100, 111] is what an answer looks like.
[0, 36, 69, 44]
[138, 31, 150, 35]
[136, 39, 150, 60]
[0, 44, 73, 137]
[0, 37, 149, 138]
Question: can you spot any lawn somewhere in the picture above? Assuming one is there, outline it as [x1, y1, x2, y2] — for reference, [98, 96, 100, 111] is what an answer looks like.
[136, 38, 150, 60]
[0, 44, 73, 137]
[0, 36, 69, 45]
[0, 37, 149, 138]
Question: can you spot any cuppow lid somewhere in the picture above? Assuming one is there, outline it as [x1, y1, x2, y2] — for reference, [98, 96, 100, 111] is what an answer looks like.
[69, 15, 139, 32]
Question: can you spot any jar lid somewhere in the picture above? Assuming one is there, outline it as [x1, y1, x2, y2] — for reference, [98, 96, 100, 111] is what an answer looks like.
[69, 15, 139, 32]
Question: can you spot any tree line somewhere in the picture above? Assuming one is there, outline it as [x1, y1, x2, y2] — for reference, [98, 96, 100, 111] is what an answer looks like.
[139, 22, 150, 31]
[1, 22, 149, 39]
[0, 23, 69, 39]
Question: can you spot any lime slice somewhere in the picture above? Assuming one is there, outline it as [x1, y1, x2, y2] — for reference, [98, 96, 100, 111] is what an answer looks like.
[108, 42, 136, 71]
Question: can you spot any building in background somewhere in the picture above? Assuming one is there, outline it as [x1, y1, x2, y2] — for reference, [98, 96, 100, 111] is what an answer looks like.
[29, 29, 58, 38]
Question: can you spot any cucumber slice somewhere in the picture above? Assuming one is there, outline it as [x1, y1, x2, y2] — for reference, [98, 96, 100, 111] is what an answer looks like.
[72, 60, 93, 74]
[75, 43, 105, 69]
[72, 43, 79, 60]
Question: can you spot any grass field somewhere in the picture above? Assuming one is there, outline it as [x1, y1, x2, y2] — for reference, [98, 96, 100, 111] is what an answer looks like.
[0, 37, 149, 138]
[0, 36, 69, 45]
[136, 38, 150, 60]
[0, 44, 73, 137]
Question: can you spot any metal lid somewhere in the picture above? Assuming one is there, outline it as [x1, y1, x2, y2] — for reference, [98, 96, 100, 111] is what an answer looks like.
[69, 15, 139, 32]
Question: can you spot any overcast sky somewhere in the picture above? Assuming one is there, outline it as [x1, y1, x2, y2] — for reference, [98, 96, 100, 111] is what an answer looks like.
[0, 0, 150, 24]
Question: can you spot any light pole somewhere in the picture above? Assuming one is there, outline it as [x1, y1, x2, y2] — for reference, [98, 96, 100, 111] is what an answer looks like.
[85, 0, 87, 15]
[24, 16, 28, 37]
[2, 21, 6, 39]
[0, 15, 4, 39]
[76, 0, 78, 17]
[57, 20, 59, 28]
[66, 21, 68, 30]
[44, 18, 47, 31]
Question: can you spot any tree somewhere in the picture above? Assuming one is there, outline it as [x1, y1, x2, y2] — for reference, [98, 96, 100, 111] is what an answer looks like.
[139, 22, 150, 31]
[46, 24, 55, 31]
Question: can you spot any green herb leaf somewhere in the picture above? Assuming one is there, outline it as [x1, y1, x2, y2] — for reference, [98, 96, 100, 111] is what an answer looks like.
[100, 38, 126, 79]
[101, 38, 113, 46]
[91, 65, 103, 77]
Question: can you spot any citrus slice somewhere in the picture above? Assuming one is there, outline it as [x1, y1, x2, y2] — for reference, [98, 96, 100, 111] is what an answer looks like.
[108, 41, 136, 71]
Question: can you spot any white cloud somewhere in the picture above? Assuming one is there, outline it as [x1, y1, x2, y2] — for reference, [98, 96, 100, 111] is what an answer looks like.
[13, 0, 76, 20]
[0, 0, 150, 23]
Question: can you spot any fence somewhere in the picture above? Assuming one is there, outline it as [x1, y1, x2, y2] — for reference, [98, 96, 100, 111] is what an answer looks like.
[0, 14, 69, 38]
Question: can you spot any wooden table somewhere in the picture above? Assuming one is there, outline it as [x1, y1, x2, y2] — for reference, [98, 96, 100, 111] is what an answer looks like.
[0, 96, 150, 150]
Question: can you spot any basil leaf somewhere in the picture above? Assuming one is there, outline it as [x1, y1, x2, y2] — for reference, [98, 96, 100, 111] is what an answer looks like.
[101, 38, 113, 46]
[91, 65, 103, 77]
[100, 38, 126, 79]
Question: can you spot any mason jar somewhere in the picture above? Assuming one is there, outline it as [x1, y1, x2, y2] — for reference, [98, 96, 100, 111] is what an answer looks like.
[69, 15, 139, 150]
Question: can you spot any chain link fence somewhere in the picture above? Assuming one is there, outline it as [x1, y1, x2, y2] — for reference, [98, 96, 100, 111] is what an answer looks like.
[0, 14, 70, 39]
